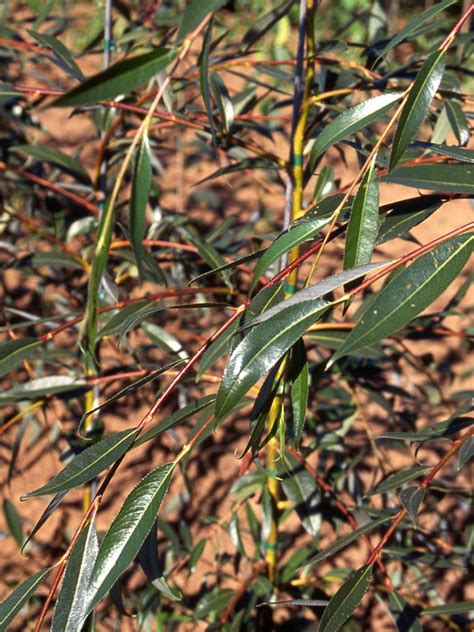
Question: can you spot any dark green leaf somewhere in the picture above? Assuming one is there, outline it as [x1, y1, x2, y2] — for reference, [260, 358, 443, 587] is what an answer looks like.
[250, 215, 332, 291]
[185, 232, 233, 288]
[3, 499, 23, 547]
[344, 159, 379, 269]
[400, 486, 426, 525]
[318, 564, 373, 632]
[199, 18, 219, 161]
[195, 587, 234, 619]
[247, 262, 389, 327]
[0, 338, 41, 379]
[457, 435, 473, 471]
[177, 0, 228, 42]
[388, 590, 422, 632]
[130, 135, 152, 274]
[210, 72, 234, 132]
[366, 466, 430, 496]
[390, 50, 445, 169]
[378, 415, 472, 442]
[241, 1, 295, 51]
[377, 198, 442, 244]
[52, 519, 98, 632]
[137, 521, 182, 601]
[414, 141, 474, 164]
[21, 492, 68, 554]
[445, 100, 469, 146]
[421, 600, 474, 616]
[0, 567, 50, 630]
[23, 428, 139, 498]
[10, 144, 90, 181]
[307, 515, 391, 567]
[98, 301, 147, 338]
[28, 29, 84, 80]
[310, 93, 402, 169]
[279, 454, 321, 536]
[196, 157, 279, 185]
[83, 463, 175, 616]
[374, 0, 457, 61]
[384, 163, 474, 193]
[289, 339, 309, 450]
[330, 234, 473, 364]
[215, 300, 329, 422]
[52, 48, 175, 107]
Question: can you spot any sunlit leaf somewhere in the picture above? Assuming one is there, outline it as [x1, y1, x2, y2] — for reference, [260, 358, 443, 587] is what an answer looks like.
[23, 428, 139, 498]
[366, 465, 430, 496]
[390, 50, 445, 169]
[3, 499, 23, 547]
[28, 29, 84, 80]
[330, 234, 473, 364]
[400, 486, 426, 525]
[318, 564, 373, 632]
[10, 144, 90, 181]
[130, 135, 152, 275]
[289, 339, 309, 450]
[177, 0, 228, 42]
[52, 48, 175, 107]
[0, 338, 41, 379]
[0, 567, 50, 630]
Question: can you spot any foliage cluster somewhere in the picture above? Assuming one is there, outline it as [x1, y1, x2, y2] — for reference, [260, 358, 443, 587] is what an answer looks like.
[0, 0, 473, 630]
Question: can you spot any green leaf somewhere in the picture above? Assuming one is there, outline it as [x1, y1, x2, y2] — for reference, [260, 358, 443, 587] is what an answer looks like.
[134, 395, 215, 447]
[199, 18, 219, 161]
[457, 435, 473, 471]
[196, 157, 279, 185]
[83, 463, 175, 617]
[247, 262, 389, 328]
[210, 72, 234, 132]
[3, 499, 23, 547]
[366, 465, 430, 496]
[445, 100, 469, 146]
[330, 234, 473, 364]
[421, 600, 474, 616]
[400, 486, 426, 525]
[318, 564, 373, 632]
[51, 48, 175, 107]
[309, 93, 403, 169]
[130, 135, 152, 274]
[240, 0, 295, 51]
[307, 515, 391, 567]
[215, 300, 329, 422]
[98, 301, 147, 338]
[21, 492, 68, 554]
[185, 232, 233, 288]
[279, 453, 321, 536]
[250, 214, 332, 291]
[374, 0, 457, 62]
[177, 0, 228, 42]
[23, 428, 139, 498]
[0, 338, 41, 379]
[377, 197, 442, 244]
[28, 29, 84, 80]
[383, 163, 474, 193]
[378, 415, 472, 442]
[390, 50, 445, 169]
[195, 587, 234, 619]
[289, 339, 309, 450]
[344, 159, 379, 270]
[0, 567, 51, 630]
[414, 141, 474, 164]
[0, 376, 88, 406]
[52, 519, 98, 632]
[388, 590, 422, 632]
[9, 144, 90, 181]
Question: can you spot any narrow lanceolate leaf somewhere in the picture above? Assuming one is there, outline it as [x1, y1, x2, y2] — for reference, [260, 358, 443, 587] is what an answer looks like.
[23, 428, 139, 498]
[0, 376, 87, 405]
[250, 214, 332, 291]
[413, 141, 474, 164]
[309, 93, 403, 169]
[0, 337, 41, 379]
[0, 567, 50, 630]
[215, 300, 329, 422]
[131, 135, 152, 274]
[388, 590, 422, 632]
[177, 0, 228, 42]
[52, 520, 98, 632]
[307, 514, 392, 568]
[10, 145, 90, 182]
[28, 29, 84, 80]
[3, 499, 23, 547]
[390, 50, 445, 169]
[374, 0, 457, 62]
[318, 564, 373, 632]
[421, 600, 474, 616]
[445, 100, 470, 146]
[366, 465, 430, 496]
[400, 486, 426, 525]
[247, 262, 389, 328]
[279, 454, 321, 536]
[210, 72, 234, 132]
[83, 463, 175, 617]
[52, 48, 175, 107]
[330, 234, 473, 364]
[344, 159, 379, 270]
[21, 492, 68, 554]
[289, 340, 309, 450]
[383, 163, 474, 193]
